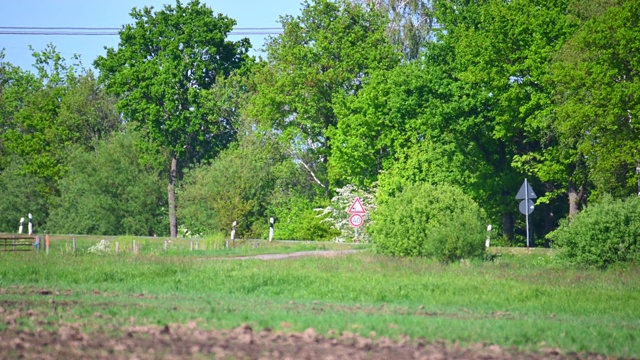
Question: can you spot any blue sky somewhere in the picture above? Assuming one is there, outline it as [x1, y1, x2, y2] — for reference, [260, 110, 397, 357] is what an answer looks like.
[0, 0, 302, 71]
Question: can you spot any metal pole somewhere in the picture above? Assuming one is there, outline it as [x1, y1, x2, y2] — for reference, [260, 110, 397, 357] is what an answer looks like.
[525, 178, 530, 249]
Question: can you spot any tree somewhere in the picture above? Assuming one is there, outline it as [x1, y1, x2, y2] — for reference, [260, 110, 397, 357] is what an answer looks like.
[94, 0, 250, 237]
[551, 0, 640, 203]
[248, 0, 399, 196]
[178, 129, 285, 238]
[354, 0, 435, 60]
[418, 0, 576, 238]
[0, 158, 48, 233]
[2, 45, 120, 201]
[48, 130, 167, 236]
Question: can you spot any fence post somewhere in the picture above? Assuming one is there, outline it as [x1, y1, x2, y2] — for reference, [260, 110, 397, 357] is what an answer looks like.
[190, 241, 193, 251]
[164, 240, 168, 251]
[133, 240, 137, 254]
[116, 241, 120, 255]
[269, 217, 274, 242]
[45, 234, 50, 255]
[72, 237, 77, 254]
[195, 242, 199, 251]
[228, 221, 236, 249]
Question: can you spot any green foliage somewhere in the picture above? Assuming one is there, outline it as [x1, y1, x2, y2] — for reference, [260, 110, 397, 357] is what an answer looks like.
[249, 0, 399, 194]
[269, 196, 339, 241]
[94, 0, 250, 160]
[0, 158, 49, 233]
[178, 132, 283, 238]
[371, 183, 487, 262]
[551, 0, 640, 198]
[94, 0, 251, 236]
[1, 47, 120, 204]
[47, 130, 167, 236]
[549, 195, 640, 268]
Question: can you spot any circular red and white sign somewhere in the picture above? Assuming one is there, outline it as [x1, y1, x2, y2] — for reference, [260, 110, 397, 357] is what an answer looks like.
[349, 214, 363, 228]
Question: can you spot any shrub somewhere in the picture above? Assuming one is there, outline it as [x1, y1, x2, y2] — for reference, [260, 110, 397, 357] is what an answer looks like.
[370, 183, 487, 262]
[548, 195, 640, 268]
[269, 196, 339, 241]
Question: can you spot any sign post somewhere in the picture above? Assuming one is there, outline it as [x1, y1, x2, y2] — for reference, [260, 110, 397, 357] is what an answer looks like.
[348, 197, 366, 242]
[516, 179, 537, 248]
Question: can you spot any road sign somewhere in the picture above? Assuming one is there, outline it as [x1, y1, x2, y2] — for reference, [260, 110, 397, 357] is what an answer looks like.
[349, 214, 363, 227]
[348, 197, 366, 214]
[519, 199, 535, 215]
[516, 179, 537, 200]
[515, 178, 536, 248]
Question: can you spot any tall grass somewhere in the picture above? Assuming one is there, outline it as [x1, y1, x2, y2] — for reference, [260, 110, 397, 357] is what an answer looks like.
[0, 250, 638, 357]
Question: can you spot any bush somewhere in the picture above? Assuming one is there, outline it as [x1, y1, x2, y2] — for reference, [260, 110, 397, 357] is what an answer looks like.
[370, 183, 487, 262]
[269, 196, 339, 241]
[548, 195, 640, 268]
[48, 131, 167, 236]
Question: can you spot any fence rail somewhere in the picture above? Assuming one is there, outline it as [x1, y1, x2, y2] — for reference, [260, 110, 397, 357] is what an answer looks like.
[0, 235, 36, 252]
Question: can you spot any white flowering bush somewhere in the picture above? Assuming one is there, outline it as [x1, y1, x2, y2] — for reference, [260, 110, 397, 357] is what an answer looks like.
[87, 239, 111, 254]
[178, 224, 203, 239]
[316, 184, 377, 242]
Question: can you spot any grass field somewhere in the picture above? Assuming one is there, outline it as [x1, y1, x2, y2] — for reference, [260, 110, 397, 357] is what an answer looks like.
[0, 237, 638, 358]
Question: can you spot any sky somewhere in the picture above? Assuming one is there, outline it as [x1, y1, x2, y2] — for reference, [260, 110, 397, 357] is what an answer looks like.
[0, 0, 302, 72]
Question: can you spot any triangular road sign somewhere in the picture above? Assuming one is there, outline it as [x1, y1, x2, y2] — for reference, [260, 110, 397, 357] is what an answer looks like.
[348, 197, 366, 214]
[515, 179, 537, 200]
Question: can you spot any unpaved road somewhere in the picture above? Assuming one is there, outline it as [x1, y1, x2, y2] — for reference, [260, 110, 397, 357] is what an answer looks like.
[231, 249, 360, 260]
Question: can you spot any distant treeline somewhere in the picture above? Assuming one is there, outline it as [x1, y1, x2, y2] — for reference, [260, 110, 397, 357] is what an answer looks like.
[1, 0, 638, 243]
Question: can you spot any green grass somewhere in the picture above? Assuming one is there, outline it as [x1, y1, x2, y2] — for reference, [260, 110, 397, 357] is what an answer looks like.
[0, 247, 638, 358]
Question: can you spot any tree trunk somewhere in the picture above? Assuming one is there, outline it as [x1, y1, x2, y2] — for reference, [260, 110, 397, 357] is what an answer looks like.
[568, 181, 586, 220]
[168, 155, 178, 238]
[502, 212, 513, 242]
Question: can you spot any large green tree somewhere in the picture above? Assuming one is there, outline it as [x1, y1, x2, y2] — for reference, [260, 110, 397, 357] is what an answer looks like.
[551, 0, 640, 203]
[1, 45, 120, 203]
[426, 0, 575, 238]
[335, 0, 577, 240]
[94, 0, 250, 237]
[48, 130, 167, 236]
[248, 0, 399, 196]
[178, 129, 284, 237]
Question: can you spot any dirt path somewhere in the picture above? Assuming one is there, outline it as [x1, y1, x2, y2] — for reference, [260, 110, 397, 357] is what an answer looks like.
[230, 249, 360, 260]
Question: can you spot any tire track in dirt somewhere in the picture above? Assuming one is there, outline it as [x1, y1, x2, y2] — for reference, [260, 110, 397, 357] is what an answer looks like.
[229, 249, 360, 260]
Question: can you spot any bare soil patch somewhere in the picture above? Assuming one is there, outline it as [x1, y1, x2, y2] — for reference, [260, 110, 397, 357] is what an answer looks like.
[0, 312, 611, 360]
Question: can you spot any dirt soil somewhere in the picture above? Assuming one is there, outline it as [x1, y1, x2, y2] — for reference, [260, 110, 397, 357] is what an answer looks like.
[0, 320, 614, 360]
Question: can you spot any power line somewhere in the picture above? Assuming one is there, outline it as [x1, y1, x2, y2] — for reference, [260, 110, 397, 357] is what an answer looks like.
[0, 26, 283, 36]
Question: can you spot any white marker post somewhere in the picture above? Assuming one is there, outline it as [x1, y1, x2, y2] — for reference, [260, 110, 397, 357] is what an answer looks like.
[229, 221, 236, 248]
[18, 217, 24, 234]
[269, 218, 274, 242]
[28, 213, 33, 235]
